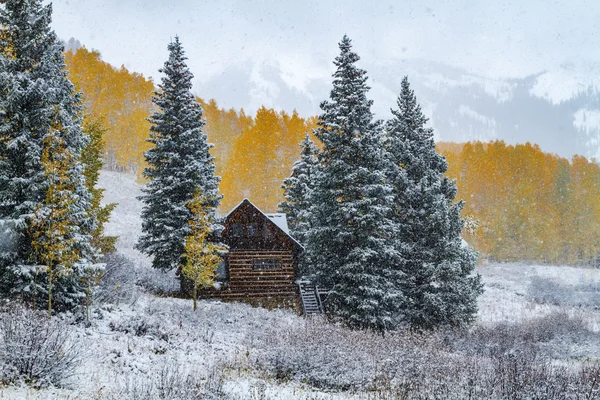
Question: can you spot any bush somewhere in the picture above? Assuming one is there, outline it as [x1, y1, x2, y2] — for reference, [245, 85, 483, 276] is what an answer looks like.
[97, 253, 179, 304]
[451, 312, 591, 359]
[95, 253, 140, 304]
[108, 314, 170, 342]
[0, 306, 81, 387]
[527, 276, 600, 308]
[98, 359, 226, 400]
[253, 316, 600, 398]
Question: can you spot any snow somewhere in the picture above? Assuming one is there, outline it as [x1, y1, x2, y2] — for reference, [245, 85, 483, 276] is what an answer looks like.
[265, 213, 289, 234]
[1, 170, 599, 399]
[98, 171, 149, 267]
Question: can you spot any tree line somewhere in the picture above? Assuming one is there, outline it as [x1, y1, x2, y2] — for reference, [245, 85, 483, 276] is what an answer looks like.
[440, 141, 600, 265]
[64, 47, 317, 213]
[63, 43, 600, 266]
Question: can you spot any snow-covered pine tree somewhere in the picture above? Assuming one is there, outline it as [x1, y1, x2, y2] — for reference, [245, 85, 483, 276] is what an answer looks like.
[279, 134, 318, 245]
[306, 36, 402, 332]
[386, 77, 483, 330]
[0, 0, 96, 310]
[137, 37, 222, 272]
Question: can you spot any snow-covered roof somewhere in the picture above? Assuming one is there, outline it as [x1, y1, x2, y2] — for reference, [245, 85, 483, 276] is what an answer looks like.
[265, 213, 289, 235]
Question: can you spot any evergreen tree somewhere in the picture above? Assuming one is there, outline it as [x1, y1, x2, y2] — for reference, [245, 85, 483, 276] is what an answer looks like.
[0, 0, 95, 309]
[279, 134, 318, 245]
[306, 36, 402, 332]
[137, 37, 221, 272]
[386, 77, 483, 330]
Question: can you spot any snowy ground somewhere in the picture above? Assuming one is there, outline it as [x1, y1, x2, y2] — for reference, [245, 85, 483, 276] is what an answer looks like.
[1, 170, 600, 399]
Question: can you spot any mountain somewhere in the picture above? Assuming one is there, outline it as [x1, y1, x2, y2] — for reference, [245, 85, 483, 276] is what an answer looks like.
[195, 58, 600, 160]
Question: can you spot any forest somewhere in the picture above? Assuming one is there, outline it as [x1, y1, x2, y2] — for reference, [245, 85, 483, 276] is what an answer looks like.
[65, 46, 600, 266]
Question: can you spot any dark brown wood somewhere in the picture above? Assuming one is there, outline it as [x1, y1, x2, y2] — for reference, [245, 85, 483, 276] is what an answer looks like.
[193, 199, 303, 309]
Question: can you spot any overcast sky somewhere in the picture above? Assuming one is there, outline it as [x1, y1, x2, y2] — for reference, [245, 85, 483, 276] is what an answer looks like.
[50, 1, 600, 127]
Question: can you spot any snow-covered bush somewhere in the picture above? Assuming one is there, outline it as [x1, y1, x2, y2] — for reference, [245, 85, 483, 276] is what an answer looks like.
[97, 253, 178, 304]
[135, 264, 179, 295]
[451, 312, 591, 359]
[0, 306, 81, 387]
[96, 253, 141, 304]
[253, 315, 600, 397]
[256, 318, 431, 391]
[528, 276, 600, 308]
[97, 359, 225, 400]
[108, 314, 171, 342]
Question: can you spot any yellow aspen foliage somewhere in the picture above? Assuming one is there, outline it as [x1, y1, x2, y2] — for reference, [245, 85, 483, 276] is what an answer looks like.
[219, 107, 317, 213]
[65, 48, 154, 174]
[182, 191, 227, 311]
[440, 140, 600, 265]
[29, 134, 81, 316]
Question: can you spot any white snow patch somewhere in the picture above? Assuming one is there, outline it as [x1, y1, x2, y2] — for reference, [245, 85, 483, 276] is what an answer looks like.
[458, 105, 497, 131]
[530, 63, 600, 104]
[98, 170, 149, 266]
[266, 213, 289, 234]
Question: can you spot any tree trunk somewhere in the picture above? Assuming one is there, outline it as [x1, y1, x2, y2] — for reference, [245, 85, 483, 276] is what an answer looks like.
[86, 282, 91, 321]
[47, 272, 53, 318]
[193, 284, 197, 312]
[33, 270, 38, 312]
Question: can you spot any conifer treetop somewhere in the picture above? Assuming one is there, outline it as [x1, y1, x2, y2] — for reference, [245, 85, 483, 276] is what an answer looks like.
[318, 35, 375, 140]
[137, 36, 221, 271]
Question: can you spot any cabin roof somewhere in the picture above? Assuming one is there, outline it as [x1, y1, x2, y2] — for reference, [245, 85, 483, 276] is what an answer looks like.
[265, 213, 289, 234]
[225, 198, 304, 251]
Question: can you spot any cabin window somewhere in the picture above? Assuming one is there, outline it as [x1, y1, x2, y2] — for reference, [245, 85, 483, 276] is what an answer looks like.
[263, 222, 272, 238]
[252, 259, 281, 270]
[231, 223, 243, 237]
[247, 223, 258, 236]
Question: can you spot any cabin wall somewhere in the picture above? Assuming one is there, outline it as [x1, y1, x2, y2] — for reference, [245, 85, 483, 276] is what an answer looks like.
[226, 249, 297, 298]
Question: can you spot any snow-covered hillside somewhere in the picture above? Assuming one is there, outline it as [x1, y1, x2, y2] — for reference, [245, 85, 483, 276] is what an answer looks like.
[1, 170, 600, 399]
[98, 171, 148, 265]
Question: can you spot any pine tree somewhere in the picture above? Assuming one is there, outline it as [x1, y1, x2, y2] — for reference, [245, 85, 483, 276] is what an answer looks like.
[181, 191, 227, 311]
[279, 134, 318, 246]
[386, 77, 483, 330]
[306, 36, 402, 332]
[137, 37, 221, 272]
[0, 0, 95, 309]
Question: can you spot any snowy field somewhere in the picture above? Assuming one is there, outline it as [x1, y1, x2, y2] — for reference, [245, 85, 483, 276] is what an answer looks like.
[1, 170, 600, 399]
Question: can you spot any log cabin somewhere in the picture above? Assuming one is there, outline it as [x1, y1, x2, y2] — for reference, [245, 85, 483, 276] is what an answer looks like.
[194, 198, 306, 310]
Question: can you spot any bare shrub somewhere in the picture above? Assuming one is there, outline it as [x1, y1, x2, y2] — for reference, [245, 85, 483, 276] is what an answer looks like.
[252, 314, 600, 398]
[256, 318, 433, 391]
[0, 306, 81, 387]
[99, 359, 226, 400]
[97, 253, 179, 304]
[452, 312, 591, 359]
[528, 275, 600, 308]
[108, 314, 170, 341]
[96, 253, 140, 304]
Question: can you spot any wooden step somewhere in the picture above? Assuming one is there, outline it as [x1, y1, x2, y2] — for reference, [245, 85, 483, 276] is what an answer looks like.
[298, 281, 324, 315]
